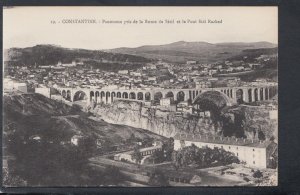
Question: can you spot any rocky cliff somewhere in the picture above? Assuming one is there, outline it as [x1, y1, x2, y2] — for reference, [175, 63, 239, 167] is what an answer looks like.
[93, 100, 221, 138]
[220, 105, 277, 141]
[93, 100, 277, 141]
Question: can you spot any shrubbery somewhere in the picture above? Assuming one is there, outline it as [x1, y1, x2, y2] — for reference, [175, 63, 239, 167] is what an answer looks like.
[172, 144, 240, 169]
[253, 170, 263, 178]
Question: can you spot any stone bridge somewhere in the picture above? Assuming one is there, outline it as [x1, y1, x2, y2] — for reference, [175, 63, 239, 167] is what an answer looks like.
[57, 85, 278, 106]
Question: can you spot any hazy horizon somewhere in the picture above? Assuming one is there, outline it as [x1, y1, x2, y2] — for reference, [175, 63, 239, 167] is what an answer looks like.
[4, 7, 278, 50]
[5, 40, 278, 51]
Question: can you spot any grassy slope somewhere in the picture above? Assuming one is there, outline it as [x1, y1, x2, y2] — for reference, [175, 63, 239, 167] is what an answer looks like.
[4, 93, 165, 145]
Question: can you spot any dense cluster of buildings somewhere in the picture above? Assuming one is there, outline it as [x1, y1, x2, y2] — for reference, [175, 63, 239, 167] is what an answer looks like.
[5, 51, 277, 94]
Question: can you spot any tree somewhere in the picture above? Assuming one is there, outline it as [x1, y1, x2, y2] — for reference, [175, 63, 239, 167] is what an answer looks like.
[151, 149, 165, 164]
[148, 169, 169, 186]
[163, 137, 174, 161]
[131, 146, 143, 164]
[172, 145, 239, 169]
[253, 170, 263, 178]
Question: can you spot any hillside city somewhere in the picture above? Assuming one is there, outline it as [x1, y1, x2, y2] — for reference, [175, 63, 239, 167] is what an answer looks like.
[4, 52, 277, 92]
[3, 44, 278, 187]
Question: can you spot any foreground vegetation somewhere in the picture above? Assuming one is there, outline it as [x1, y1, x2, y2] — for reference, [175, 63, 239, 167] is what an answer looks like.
[171, 144, 240, 170]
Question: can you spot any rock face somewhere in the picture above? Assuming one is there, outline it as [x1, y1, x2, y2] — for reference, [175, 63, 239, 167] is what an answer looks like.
[221, 105, 278, 141]
[241, 105, 277, 141]
[93, 100, 220, 138]
[93, 100, 277, 141]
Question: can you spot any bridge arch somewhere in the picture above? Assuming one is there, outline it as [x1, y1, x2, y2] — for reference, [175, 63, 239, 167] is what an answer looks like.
[95, 91, 100, 103]
[100, 91, 105, 102]
[154, 92, 163, 103]
[177, 91, 185, 102]
[106, 92, 111, 103]
[137, 92, 144, 100]
[90, 91, 95, 102]
[248, 89, 253, 102]
[66, 90, 71, 101]
[117, 92, 121, 98]
[236, 89, 244, 104]
[122, 92, 128, 99]
[62, 90, 67, 98]
[193, 91, 232, 124]
[254, 88, 258, 102]
[165, 91, 174, 99]
[193, 90, 232, 107]
[73, 90, 88, 102]
[145, 92, 151, 101]
[129, 92, 136, 99]
[111, 92, 116, 102]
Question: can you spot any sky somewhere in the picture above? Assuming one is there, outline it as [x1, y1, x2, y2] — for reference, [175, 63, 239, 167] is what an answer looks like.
[3, 6, 278, 50]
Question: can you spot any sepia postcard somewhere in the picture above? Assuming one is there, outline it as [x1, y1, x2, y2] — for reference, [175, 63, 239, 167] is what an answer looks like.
[2, 6, 278, 187]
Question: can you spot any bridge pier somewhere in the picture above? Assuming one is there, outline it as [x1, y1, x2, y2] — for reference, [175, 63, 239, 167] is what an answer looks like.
[251, 89, 255, 102]
[262, 88, 266, 100]
[242, 89, 249, 103]
[232, 89, 237, 102]
[266, 88, 270, 100]
[184, 91, 190, 101]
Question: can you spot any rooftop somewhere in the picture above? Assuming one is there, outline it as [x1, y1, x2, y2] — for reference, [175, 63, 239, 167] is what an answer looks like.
[173, 133, 273, 148]
[115, 145, 162, 156]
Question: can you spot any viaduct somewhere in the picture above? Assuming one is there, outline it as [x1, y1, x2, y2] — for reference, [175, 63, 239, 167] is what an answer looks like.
[57, 85, 278, 106]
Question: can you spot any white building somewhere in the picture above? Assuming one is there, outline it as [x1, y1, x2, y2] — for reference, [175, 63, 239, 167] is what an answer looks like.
[148, 77, 157, 81]
[160, 97, 173, 106]
[114, 145, 162, 164]
[195, 81, 212, 88]
[173, 133, 277, 169]
[198, 111, 211, 118]
[71, 135, 84, 146]
[186, 61, 197, 65]
[118, 70, 129, 75]
[130, 72, 142, 77]
[4, 78, 28, 93]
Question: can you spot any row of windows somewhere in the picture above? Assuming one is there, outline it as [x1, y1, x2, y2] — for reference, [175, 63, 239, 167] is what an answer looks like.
[181, 141, 258, 152]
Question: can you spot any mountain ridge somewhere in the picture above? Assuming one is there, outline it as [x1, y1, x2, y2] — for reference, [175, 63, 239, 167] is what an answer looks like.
[108, 41, 277, 63]
[4, 44, 151, 71]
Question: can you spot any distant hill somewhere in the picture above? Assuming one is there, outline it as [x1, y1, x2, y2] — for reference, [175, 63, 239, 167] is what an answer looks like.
[108, 41, 277, 63]
[4, 45, 151, 71]
[228, 47, 278, 62]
